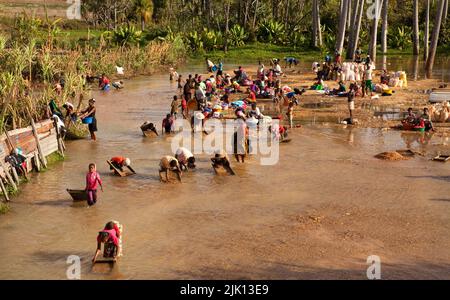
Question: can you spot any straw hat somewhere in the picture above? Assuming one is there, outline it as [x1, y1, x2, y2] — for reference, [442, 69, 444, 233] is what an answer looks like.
[124, 158, 131, 167]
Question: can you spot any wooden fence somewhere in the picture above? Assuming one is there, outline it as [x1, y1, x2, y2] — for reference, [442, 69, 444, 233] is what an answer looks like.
[0, 118, 65, 202]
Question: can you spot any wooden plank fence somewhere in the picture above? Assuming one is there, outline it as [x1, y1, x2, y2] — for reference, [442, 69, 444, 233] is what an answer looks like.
[0, 118, 65, 202]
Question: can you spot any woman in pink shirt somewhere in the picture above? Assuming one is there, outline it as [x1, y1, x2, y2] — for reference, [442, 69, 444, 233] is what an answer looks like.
[92, 221, 121, 263]
[85, 163, 103, 206]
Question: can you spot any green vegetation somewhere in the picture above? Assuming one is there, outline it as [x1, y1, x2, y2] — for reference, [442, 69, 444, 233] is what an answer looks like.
[0, 202, 9, 214]
[0, 12, 186, 133]
[46, 152, 65, 167]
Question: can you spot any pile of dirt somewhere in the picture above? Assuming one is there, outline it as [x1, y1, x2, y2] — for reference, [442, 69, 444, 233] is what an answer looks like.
[374, 151, 408, 161]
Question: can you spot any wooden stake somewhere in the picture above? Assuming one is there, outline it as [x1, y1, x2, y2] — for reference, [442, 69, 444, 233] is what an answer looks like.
[11, 167, 20, 186]
[31, 119, 48, 168]
[34, 151, 41, 172]
[4, 128, 15, 152]
[0, 161, 17, 191]
[0, 177, 10, 202]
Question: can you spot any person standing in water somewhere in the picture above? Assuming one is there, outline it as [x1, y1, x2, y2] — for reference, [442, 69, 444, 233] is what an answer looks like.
[79, 98, 98, 141]
[162, 114, 174, 134]
[85, 163, 103, 207]
[347, 84, 356, 124]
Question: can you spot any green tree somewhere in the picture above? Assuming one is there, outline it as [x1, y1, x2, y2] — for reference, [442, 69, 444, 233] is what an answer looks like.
[134, 0, 153, 31]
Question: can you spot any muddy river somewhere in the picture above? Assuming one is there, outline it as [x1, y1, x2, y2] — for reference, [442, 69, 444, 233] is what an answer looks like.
[1, 59, 450, 279]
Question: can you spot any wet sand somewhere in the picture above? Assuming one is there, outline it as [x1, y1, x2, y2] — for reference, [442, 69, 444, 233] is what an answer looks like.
[1, 67, 450, 279]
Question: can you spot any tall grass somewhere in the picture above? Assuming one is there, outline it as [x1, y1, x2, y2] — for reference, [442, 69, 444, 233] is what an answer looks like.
[0, 15, 186, 134]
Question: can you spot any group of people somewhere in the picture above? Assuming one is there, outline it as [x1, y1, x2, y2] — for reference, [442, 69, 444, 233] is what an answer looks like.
[402, 107, 435, 132]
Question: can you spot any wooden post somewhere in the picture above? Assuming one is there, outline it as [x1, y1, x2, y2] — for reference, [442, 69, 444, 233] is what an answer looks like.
[31, 119, 48, 168]
[4, 129, 15, 152]
[0, 161, 17, 191]
[34, 151, 41, 172]
[0, 177, 10, 202]
[11, 167, 20, 186]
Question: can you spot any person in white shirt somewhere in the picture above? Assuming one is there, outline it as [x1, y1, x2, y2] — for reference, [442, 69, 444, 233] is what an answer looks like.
[175, 147, 196, 171]
[159, 156, 182, 182]
[274, 62, 283, 76]
[363, 64, 373, 97]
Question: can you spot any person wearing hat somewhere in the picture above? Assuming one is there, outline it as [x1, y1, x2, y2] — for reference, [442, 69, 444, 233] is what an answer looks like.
[109, 156, 131, 172]
[79, 98, 98, 141]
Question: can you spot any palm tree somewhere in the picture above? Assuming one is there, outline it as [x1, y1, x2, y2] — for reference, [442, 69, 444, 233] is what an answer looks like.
[134, 0, 153, 31]
[336, 0, 350, 54]
[347, 0, 365, 59]
[412, 0, 420, 55]
[426, 0, 446, 78]
[424, 0, 430, 61]
[381, 0, 388, 53]
[368, 0, 384, 61]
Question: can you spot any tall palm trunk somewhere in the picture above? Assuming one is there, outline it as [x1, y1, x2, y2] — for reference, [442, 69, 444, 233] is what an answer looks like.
[317, 1, 323, 47]
[347, 0, 362, 59]
[368, 0, 384, 62]
[445, 0, 448, 21]
[381, 0, 388, 53]
[426, 0, 446, 78]
[312, 0, 317, 47]
[224, 0, 231, 53]
[413, 0, 420, 55]
[336, 0, 350, 54]
[424, 0, 430, 61]
[349, 0, 365, 59]
[347, 0, 352, 30]
[312, 0, 323, 48]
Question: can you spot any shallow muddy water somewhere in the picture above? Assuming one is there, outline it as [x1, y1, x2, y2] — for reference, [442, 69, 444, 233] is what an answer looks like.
[1, 63, 450, 279]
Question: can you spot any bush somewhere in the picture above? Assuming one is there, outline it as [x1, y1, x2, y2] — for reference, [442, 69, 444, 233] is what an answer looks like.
[257, 20, 285, 44]
[228, 24, 247, 47]
[388, 26, 412, 50]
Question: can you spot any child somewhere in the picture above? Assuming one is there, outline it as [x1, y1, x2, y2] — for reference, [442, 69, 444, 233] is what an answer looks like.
[92, 221, 122, 263]
[177, 75, 183, 93]
[85, 163, 103, 207]
[181, 96, 188, 119]
[170, 95, 179, 118]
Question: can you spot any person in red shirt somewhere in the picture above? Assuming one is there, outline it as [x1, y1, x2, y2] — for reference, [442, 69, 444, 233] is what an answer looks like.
[110, 156, 131, 172]
[247, 88, 256, 103]
[99, 74, 110, 91]
[92, 221, 122, 263]
[181, 96, 188, 119]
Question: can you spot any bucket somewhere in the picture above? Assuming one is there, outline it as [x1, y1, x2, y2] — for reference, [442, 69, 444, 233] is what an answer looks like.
[82, 117, 93, 124]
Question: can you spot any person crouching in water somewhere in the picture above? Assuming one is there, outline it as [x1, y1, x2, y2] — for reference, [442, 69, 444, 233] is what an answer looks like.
[140, 121, 159, 136]
[175, 147, 196, 171]
[85, 163, 103, 207]
[211, 150, 235, 175]
[92, 221, 122, 263]
[159, 156, 182, 182]
[110, 156, 131, 172]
